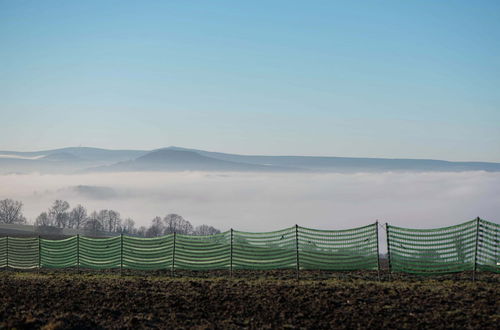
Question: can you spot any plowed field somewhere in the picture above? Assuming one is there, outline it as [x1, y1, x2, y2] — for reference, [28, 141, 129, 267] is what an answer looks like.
[0, 271, 498, 329]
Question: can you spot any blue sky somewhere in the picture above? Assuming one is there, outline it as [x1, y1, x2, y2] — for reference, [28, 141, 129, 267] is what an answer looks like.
[1, 1, 499, 161]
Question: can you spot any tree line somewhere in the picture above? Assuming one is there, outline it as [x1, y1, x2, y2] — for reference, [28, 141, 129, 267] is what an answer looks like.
[0, 198, 221, 237]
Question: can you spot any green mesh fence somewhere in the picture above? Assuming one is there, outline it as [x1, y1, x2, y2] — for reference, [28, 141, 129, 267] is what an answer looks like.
[233, 227, 297, 270]
[0, 237, 7, 268]
[40, 236, 78, 268]
[298, 223, 379, 271]
[387, 220, 478, 275]
[477, 219, 499, 273]
[0, 220, 498, 275]
[5, 237, 39, 269]
[175, 232, 231, 270]
[79, 236, 121, 269]
[123, 235, 174, 270]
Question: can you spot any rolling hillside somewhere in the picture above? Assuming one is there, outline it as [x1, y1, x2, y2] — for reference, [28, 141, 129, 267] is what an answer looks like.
[1, 146, 500, 174]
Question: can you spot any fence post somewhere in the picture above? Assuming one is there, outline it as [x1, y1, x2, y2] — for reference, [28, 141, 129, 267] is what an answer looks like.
[473, 217, 480, 282]
[6, 236, 8, 269]
[171, 232, 176, 277]
[230, 228, 233, 278]
[120, 233, 124, 276]
[76, 234, 80, 274]
[496, 222, 498, 273]
[385, 223, 391, 281]
[375, 221, 380, 281]
[38, 235, 41, 273]
[295, 224, 300, 281]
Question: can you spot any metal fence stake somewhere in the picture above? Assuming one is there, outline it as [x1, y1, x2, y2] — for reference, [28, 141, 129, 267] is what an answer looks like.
[230, 228, 233, 278]
[171, 232, 176, 277]
[120, 233, 124, 276]
[38, 235, 41, 273]
[6, 236, 8, 270]
[76, 234, 80, 274]
[496, 223, 498, 274]
[473, 217, 480, 282]
[375, 221, 380, 281]
[385, 223, 391, 281]
[295, 224, 300, 281]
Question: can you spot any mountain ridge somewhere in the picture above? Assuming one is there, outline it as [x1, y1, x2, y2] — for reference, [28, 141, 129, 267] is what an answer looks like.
[164, 146, 500, 172]
[85, 149, 295, 172]
[1, 146, 500, 174]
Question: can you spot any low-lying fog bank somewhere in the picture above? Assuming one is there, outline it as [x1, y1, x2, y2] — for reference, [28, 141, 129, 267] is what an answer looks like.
[0, 171, 498, 231]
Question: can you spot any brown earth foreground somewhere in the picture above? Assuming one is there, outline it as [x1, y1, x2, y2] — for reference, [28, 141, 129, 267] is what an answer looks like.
[0, 271, 498, 329]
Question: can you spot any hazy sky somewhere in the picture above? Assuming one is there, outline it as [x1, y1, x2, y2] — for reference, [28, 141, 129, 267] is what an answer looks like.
[1, 1, 499, 161]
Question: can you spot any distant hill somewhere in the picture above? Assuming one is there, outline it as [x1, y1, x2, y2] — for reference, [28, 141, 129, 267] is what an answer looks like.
[1, 146, 500, 174]
[0, 147, 147, 162]
[0, 147, 148, 174]
[87, 149, 290, 172]
[41, 152, 82, 162]
[166, 147, 500, 173]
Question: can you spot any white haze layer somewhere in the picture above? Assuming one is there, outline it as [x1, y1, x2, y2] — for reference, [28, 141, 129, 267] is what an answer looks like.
[0, 171, 498, 234]
[0, 154, 45, 160]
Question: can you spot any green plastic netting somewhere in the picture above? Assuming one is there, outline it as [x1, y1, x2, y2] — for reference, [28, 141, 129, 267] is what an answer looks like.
[123, 235, 174, 270]
[298, 223, 379, 271]
[387, 220, 478, 275]
[175, 232, 231, 270]
[79, 236, 121, 269]
[477, 219, 499, 273]
[41, 236, 77, 268]
[5, 237, 39, 269]
[0, 220, 497, 274]
[232, 227, 297, 270]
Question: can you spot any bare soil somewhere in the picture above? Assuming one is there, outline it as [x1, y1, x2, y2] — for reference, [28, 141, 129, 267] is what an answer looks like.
[0, 270, 498, 329]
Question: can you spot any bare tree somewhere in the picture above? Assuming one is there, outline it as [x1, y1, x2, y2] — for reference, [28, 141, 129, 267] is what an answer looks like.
[97, 209, 122, 233]
[0, 199, 27, 224]
[84, 211, 103, 232]
[163, 214, 193, 235]
[108, 210, 121, 232]
[146, 216, 164, 237]
[48, 200, 70, 228]
[122, 218, 135, 234]
[193, 224, 221, 236]
[35, 212, 51, 227]
[96, 210, 108, 229]
[136, 226, 147, 237]
[69, 204, 87, 229]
